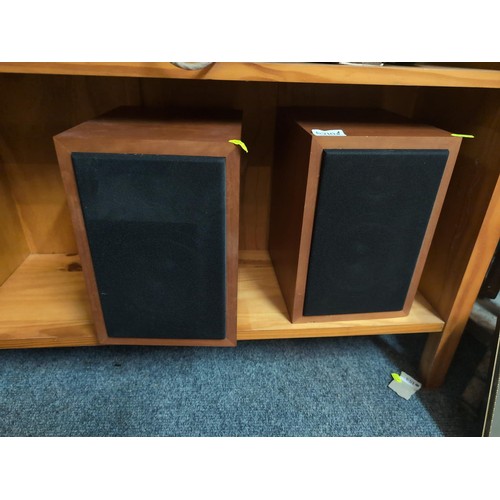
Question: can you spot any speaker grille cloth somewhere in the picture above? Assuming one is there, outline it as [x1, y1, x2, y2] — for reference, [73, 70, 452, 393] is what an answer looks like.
[72, 152, 227, 339]
[303, 149, 448, 316]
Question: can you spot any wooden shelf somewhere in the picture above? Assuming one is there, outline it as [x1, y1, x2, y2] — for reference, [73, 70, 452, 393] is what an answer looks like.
[0, 254, 97, 348]
[0, 62, 499, 88]
[0, 64, 496, 385]
[237, 251, 444, 340]
[0, 251, 444, 348]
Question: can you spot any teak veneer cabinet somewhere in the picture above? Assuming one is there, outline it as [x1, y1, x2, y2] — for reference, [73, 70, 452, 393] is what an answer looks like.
[0, 62, 499, 388]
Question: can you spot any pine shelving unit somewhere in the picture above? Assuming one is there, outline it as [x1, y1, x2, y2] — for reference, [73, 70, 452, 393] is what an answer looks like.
[0, 62, 498, 387]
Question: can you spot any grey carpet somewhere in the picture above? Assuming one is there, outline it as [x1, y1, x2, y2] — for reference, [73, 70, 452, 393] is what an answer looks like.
[0, 327, 486, 437]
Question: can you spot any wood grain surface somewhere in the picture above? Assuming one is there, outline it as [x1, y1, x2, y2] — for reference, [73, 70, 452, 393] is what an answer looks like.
[0, 162, 29, 285]
[0, 62, 499, 88]
[0, 73, 141, 253]
[411, 88, 500, 386]
[0, 251, 445, 348]
[420, 175, 500, 387]
[237, 251, 444, 339]
[0, 254, 97, 348]
[0, 68, 498, 389]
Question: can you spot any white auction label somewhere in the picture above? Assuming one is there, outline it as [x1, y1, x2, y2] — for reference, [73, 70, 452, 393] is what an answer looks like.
[311, 129, 346, 137]
[388, 371, 422, 400]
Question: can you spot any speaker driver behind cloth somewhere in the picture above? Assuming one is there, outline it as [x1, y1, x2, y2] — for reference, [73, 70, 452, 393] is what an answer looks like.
[323, 222, 401, 294]
[303, 148, 448, 317]
[72, 152, 227, 340]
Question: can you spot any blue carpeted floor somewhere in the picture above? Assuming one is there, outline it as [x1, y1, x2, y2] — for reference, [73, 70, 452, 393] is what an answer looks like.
[0, 329, 485, 437]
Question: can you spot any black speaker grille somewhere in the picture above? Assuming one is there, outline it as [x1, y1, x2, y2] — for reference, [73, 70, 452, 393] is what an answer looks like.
[303, 149, 448, 316]
[72, 152, 227, 339]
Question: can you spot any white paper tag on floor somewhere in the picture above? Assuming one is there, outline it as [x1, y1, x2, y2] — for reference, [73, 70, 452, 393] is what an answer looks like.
[388, 371, 422, 400]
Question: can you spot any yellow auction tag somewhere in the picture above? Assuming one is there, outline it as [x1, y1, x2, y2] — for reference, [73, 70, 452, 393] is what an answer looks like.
[391, 373, 402, 383]
[228, 139, 248, 153]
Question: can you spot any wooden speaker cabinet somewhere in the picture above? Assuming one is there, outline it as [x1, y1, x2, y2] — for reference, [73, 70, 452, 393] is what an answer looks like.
[54, 107, 242, 346]
[269, 108, 462, 323]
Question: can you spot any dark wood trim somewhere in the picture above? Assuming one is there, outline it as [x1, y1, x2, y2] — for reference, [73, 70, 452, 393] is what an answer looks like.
[224, 148, 242, 347]
[291, 139, 328, 322]
[55, 141, 107, 343]
[268, 114, 314, 320]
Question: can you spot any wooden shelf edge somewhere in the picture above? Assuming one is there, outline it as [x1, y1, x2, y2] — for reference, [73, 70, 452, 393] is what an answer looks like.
[238, 325, 444, 341]
[0, 253, 98, 348]
[0, 324, 98, 349]
[237, 250, 445, 340]
[0, 251, 445, 348]
[0, 62, 499, 88]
